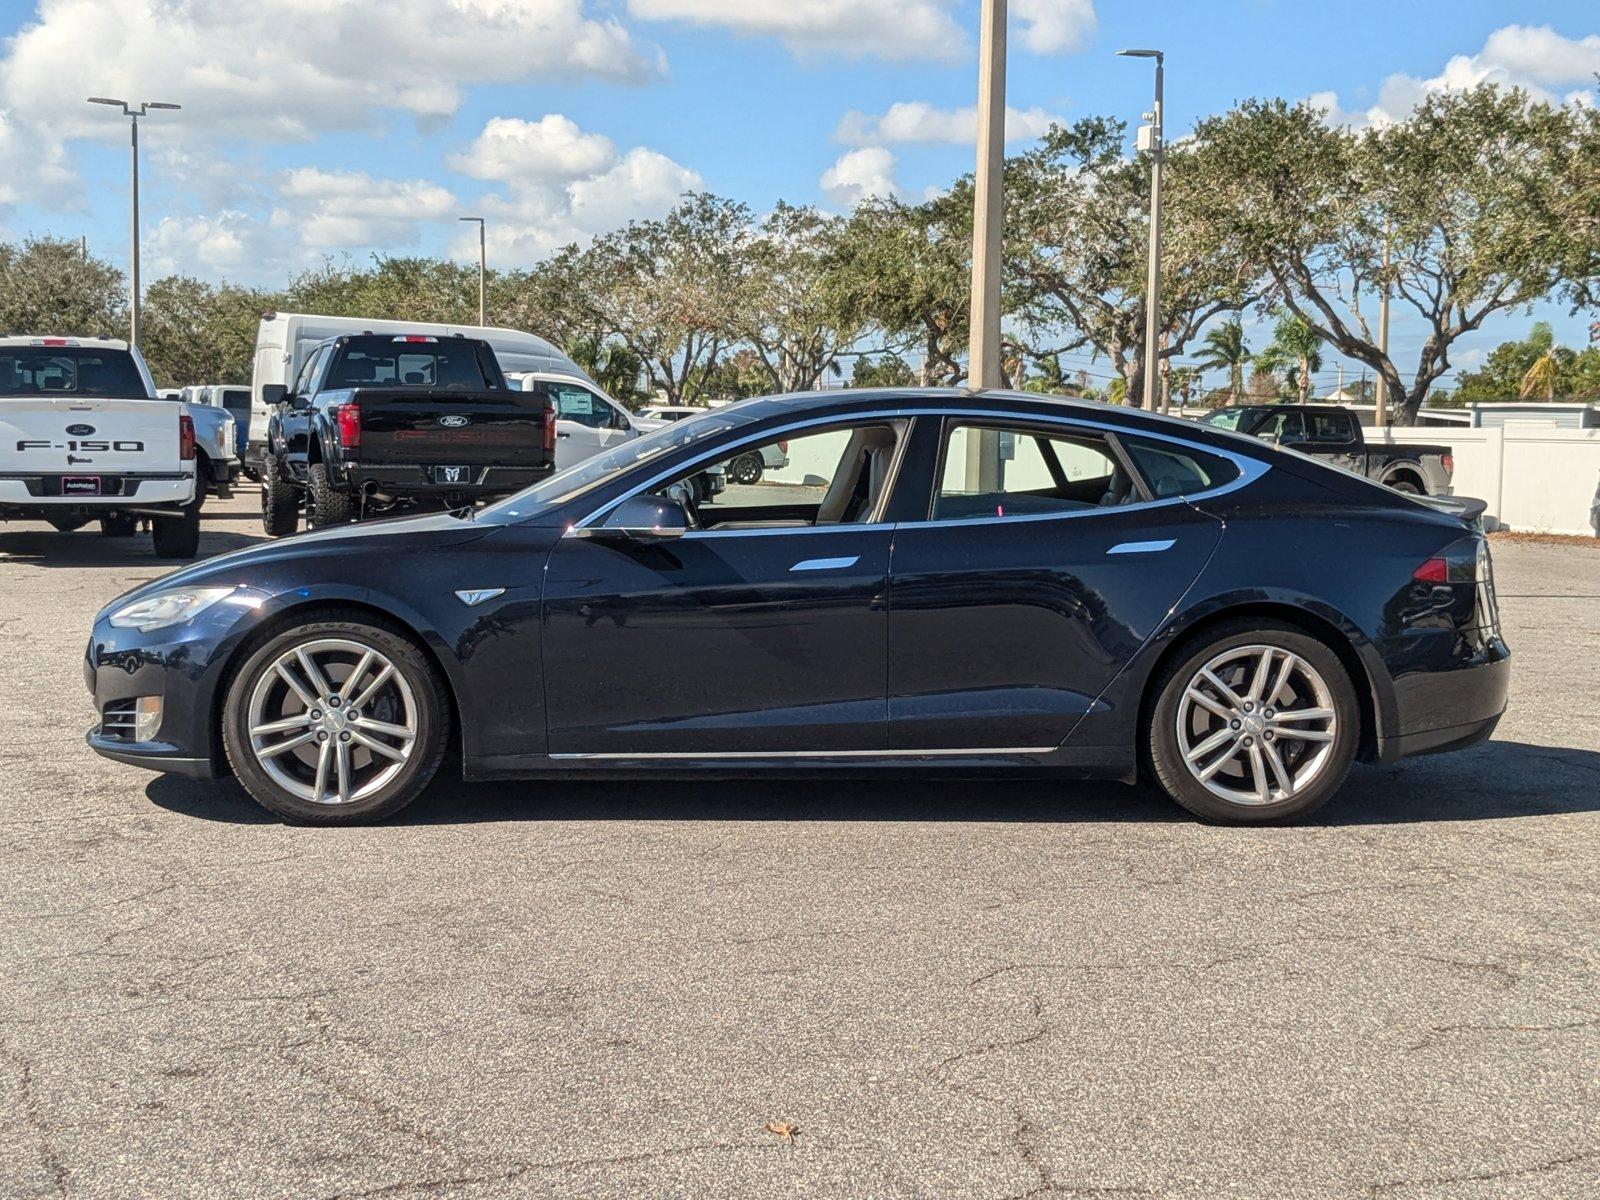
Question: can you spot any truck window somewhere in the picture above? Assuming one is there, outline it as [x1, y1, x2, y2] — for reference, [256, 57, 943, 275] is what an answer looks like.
[1259, 410, 1306, 442]
[326, 338, 502, 391]
[1309, 411, 1356, 443]
[292, 346, 326, 397]
[0, 347, 146, 397]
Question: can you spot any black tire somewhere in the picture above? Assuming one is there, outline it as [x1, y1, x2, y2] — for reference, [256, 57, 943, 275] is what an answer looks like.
[152, 497, 202, 559]
[99, 513, 137, 537]
[1146, 618, 1360, 823]
[221, 615, 450, 824]
[261, 456, 300, 538]
[1388, 478, 1423, 495]
[306, 461, 355, 528]
[729, 452, 764, 485]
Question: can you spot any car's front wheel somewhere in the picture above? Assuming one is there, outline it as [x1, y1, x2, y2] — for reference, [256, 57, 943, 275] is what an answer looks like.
[1147, 620, 1359, 823]
[222, 616, 449, 823]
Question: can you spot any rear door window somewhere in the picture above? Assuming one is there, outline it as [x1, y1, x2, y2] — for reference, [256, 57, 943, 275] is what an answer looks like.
[934, 423, 1141, 519]
[1309, 411, 1357, 443]
[1119, 435, 1241, 498]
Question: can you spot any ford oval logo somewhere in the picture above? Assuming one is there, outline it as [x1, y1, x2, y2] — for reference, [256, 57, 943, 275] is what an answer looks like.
[66, 423, 96, 436]
[438, 415, 470, 428]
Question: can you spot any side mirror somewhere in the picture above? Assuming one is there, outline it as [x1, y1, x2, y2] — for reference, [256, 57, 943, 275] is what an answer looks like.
[577, 493, 689, 541]
[262, 384, 288, 407]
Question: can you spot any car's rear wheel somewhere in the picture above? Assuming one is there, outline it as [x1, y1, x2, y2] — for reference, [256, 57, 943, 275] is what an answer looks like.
[222, 618, 449, 824]
[261, 457, 300, 537]
[1147, 620, 1359, 823]
[306, 462, 355, 528]
[729, 452, 764, 485]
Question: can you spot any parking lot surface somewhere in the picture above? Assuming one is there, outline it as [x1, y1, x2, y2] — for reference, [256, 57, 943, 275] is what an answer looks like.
[2, 496, 1597, 1199]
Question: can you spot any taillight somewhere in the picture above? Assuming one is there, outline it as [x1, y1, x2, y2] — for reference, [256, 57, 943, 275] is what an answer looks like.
[1441, 453, 1454, 477]
[336, 401, 361, 449]
[178, 413, 195, 461]
[1412, 557, 1449, 584]
[542, 404, 556, 452]
[777, 439, 789, 454]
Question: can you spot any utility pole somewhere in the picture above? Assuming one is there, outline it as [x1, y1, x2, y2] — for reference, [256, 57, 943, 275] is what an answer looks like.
[1119, 48, 1164, 411]
[86, 97, 180, 348]
[1375, 218, 1391, 428]
[459, 216, 487, 326]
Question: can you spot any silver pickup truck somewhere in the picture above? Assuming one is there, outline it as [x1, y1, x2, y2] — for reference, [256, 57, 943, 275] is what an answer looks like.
[1, 337, 201, 557]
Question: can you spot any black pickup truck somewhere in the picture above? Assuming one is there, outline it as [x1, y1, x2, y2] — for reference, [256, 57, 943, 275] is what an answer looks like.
[1199, 404, 1454, 496]
[260, 334, 556, 534]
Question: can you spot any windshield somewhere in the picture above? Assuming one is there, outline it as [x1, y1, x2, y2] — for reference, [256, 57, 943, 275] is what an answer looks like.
[479, 407, 745, 521]
[1199, 409, 1249, 431]
[0, 347, 149, 397]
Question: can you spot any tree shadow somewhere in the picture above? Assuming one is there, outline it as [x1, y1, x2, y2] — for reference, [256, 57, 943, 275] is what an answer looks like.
[143, 739, 1600, 829]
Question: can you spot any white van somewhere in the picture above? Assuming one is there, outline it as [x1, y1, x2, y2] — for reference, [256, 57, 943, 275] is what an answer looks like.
[246, 313, 592, 471]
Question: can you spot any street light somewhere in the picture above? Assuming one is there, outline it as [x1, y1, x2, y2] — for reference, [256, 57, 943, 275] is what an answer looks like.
[87, 97, 181, 349]
[1117, 48, 1164, 412]
[459, 216, 486, 327]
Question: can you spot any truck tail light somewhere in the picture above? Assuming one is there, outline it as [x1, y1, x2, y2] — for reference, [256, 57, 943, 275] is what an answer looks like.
[778, 439, 789, 454]
[1441, 453, 1454, 477]
[542, 404, 556, 452]
[178, 413, 195, 461]
[336, 401, 362, 449]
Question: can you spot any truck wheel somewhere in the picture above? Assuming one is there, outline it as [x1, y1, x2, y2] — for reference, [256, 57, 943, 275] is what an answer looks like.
[152, 499, 202, 559]
[99, 513, 137, 537]
[1388, 479, 1422, 495]
[306, 462, 355, 528]
[261, 458, 300, 537]
[729, 452, 764, 485]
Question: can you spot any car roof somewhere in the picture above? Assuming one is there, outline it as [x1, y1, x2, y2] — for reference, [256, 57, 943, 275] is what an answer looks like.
[0, 335, 131, 349]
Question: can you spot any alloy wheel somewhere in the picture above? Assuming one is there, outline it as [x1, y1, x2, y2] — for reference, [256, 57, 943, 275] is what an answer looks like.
[245, 637, 418, 805]
[1174, 643, 1338, 806]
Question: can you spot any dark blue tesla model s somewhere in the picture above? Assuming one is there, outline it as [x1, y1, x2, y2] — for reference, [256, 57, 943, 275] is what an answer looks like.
[84, 389, 1509, 824]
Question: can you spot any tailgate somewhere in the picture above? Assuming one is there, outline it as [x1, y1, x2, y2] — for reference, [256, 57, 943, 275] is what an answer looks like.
[352, 389, 551, 468]
[1, 397, 181, 474]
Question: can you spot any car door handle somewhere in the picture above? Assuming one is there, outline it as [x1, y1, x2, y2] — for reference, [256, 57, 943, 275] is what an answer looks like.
[557, 431, 571, 438]
[790, 556, 860, 572]
[1106, 539, 1176, 556]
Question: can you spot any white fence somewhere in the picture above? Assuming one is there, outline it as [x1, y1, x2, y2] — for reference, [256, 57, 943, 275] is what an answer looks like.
[1365, 426, 1600, 536]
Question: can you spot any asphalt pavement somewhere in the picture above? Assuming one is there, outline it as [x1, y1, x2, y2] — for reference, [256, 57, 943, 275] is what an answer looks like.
[2, 495, 1597, 1199]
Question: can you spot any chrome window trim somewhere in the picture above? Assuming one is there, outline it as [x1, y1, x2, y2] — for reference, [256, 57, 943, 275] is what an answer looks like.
[565, 405, 1270, 538]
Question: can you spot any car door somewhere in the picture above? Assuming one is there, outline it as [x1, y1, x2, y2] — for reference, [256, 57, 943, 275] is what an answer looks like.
[886, 416, 1234, 751]
[548, 381, 630, 469]
[1305, 410, 1364, 474]
[540, 418, 907, 756]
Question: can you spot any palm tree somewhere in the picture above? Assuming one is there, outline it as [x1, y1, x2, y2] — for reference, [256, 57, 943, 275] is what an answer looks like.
[1519, 321, 1561, 400]
[1194, 321, 1251, 404]
[1254, 312, 1324, 405]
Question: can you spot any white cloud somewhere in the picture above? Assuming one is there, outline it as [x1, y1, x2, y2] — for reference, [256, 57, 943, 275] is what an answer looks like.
[1315, 24, 1600, 127]
[626, 0, 967, 62]
[456, 117, 703, 264]
[1013, 0, 1097, 55]
[448, 115, 618, 184]
[835, 101, 1058, 147]
[146, 210, 299, 281]
[819, 146, 899, 208]
[277, 168, 458, 249]
[0, 0, 661, 208]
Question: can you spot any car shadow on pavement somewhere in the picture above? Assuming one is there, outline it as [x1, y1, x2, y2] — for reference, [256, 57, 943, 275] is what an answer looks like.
[142, 739, 1600, 828]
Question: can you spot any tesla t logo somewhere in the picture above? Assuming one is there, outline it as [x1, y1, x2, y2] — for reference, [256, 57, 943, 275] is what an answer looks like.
[66, 423, 96, 436]
[438, 415, 470, 428]
[440, 466, 464, 482]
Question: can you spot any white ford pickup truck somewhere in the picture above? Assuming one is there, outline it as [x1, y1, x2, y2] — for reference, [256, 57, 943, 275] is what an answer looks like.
[0, 336, 201, 557]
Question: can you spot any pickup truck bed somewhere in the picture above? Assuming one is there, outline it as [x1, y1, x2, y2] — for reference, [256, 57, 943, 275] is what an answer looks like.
[1199, 404, 1454, 496]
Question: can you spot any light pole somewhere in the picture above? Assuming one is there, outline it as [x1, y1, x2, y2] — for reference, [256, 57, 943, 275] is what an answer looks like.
[459, 216, 486, 327]
[86, 97, 180, 349]
[967, 0, 1007, 394]
[1117, 48, 1164, 412]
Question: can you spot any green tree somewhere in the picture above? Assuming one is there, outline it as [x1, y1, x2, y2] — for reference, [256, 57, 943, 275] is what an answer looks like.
[140, 275, 271, 387]
[850, 353, 915, 388]
[1006, 117, 1260, 407]
[1190, 85, 1600, 423]
[1253, 311, 1324, 405]
[0, 237, 125, 337]
[832, 192, 971, 385]
[1192, 320, 1251, 403]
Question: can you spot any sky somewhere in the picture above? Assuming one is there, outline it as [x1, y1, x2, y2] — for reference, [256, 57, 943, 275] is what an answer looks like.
[1, 0, 1598, 392]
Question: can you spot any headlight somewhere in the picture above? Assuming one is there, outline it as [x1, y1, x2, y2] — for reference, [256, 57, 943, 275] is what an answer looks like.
[108, 586, 237, 631]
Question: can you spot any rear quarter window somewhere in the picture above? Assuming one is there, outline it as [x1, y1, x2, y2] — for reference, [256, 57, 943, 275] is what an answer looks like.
[1121, 436, 1241, 498]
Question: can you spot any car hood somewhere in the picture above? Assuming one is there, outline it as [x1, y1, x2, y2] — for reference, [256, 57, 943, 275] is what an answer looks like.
[100, 511, 502, 615]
